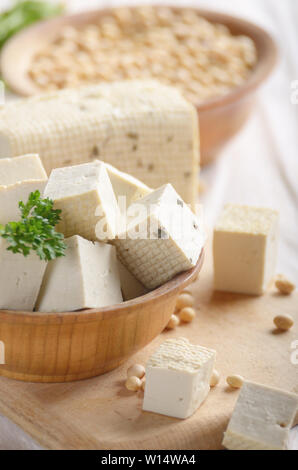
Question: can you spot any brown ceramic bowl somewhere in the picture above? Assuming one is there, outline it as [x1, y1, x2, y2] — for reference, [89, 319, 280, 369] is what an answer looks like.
[0, 250, 203, 383]
[0, 7, 277, 165]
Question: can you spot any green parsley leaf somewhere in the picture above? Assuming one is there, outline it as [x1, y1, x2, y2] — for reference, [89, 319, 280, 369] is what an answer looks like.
[0, 190, 66, 261]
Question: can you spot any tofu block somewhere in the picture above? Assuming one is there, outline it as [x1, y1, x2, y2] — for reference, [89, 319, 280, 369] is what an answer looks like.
[36, 235, 123, 312]
[104, 162, 152, 208]
[223, 381, 298, 450]
[44, 161, 119, 241]
[0, 154, 47, 185]
[118, 260, 147, 301]
[0, 154, 48, 224]
[0, 81, 199, 206]
[114, 184, 205, 289]
[143, 337, 216, 419]
[0, 239, 47, 311]
[213, 204, 279, 295]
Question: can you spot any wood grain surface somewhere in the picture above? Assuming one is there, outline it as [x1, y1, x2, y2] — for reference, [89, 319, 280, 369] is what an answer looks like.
[0, 243, 296, 450]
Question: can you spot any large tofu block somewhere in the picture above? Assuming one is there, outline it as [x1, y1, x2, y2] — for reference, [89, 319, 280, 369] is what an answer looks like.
[223, 381, 298, 450]
[36, 236, 123, 312]
[0, 81, 199, 206]
[0, 154, 48, 224]
[143, 338, 216, 419]
[104, 162, 152, 208]
[213, 204, 279, 295]
[44, 161, 119, 241]
[0, 239, 47, 311]
[114, 184, 205, 289]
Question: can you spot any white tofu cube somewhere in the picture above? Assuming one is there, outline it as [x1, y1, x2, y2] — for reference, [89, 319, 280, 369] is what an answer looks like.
[0, 154, 47, 185]
[0, 154, 48, 224]
[114, 184, 205, 289]
[104, 162, 152, 209]
[44, 161, 119, 241]
[36, 235, 123, 312]
[0, 181, 47, 225]
[118, 260, 147, 301]
[143, 337, 216, 419]
[0, 239, 47, 311]
[213, 204, 279, 295]
[223, 381, 298, 450]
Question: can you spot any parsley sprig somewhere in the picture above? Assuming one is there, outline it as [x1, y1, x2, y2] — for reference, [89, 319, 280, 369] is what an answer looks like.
[0, 190, 66, 261]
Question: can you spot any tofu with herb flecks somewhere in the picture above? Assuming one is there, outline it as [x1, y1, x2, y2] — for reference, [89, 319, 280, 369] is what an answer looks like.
[0, 81, 199, 207]
[113, 184, 205, 289]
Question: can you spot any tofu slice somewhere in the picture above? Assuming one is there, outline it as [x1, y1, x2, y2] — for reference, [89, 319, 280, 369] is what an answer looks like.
[222, 381, 298, 450]
[113, 184, 205, 289]
[118, 260, 148, 301]
[0, 154, 48, 224]
[143, 337, 216, 419]
[0, 239, 47, 311]
[36, 235, 123, 312]
[213, 204, 279, 295]
[0, 154, 47, 185]
[44, 161, 119, 241]
[104, 161, 152, 209]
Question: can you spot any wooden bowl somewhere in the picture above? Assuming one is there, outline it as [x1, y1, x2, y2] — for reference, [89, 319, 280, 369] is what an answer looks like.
[193, 10, 277, 164]
[0, 7, 277, 165]
[0, 250, 204, 383]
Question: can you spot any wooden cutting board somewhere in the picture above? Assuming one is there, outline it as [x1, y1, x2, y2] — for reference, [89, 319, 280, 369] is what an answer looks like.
[0, 245, 297, 450]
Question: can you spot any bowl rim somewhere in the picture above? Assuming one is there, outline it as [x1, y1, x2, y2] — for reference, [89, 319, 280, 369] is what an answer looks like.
[187, 8, 278, 111]
[0, 5, 278, 103]
[0, 249, 204, 319]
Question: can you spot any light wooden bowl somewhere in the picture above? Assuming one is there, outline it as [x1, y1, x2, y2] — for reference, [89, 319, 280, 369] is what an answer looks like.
[0, 250, 203, 383]
[0, 7, 277, 165]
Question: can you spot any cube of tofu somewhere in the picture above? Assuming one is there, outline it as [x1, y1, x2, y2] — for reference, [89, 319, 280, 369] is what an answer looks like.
[118, 260, 148, 301]
[143, 337, 216, 419]
[104, 162, 152, 208]
[0, 154, 47, 185]
[213, 204, 279, 295]
[222, 381, 298, 450]
[44, 161, 119, 241]
[113, 184, 205, 289]
[0, 154, 48, 224]
[36, 235, 123, 312]
[0, 239, 47, 311]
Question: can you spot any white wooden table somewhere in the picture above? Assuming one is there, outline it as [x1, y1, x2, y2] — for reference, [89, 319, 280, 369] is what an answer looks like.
[0, 0, 297, 450]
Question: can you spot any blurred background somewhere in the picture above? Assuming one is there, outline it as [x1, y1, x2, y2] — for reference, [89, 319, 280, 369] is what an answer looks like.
[0, 0, 297, 279]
